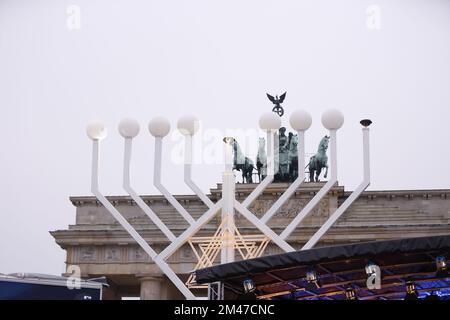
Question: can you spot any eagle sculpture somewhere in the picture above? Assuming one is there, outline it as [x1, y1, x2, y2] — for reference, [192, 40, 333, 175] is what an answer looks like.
[266, 92, 287, 117]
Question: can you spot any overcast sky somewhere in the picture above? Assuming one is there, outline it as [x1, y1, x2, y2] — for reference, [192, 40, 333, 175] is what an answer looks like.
[0, 0, 449, 276]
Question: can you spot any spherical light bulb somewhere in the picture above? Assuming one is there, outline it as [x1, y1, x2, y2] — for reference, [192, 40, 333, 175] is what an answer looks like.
[289, 110, 312, 131]
[259, 112, 281, 131]
[177, 115, 200, 135]
[321, 109, 344, 130]
[118, 118, 140, 138]
[148, 116, 171, 137]
[86, 121, 107, 140]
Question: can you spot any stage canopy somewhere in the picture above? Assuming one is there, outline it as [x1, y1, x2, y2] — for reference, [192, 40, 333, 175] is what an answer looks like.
[194, 235, 450, 300]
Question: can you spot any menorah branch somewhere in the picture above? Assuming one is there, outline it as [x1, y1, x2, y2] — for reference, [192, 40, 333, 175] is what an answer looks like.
[234, 200, 295, 252]
[302, 126, 371, 250]
[89, 138, 196, 300]
[280, 129, 339, 240]
[122, 138, 176, 242]
[157, 200, 223, 261]
[153, 136, 195, 225]
[184, 134, 215, 208]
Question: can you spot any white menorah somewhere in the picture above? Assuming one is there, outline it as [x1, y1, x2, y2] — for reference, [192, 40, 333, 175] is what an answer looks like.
[85, 109, 371, 300]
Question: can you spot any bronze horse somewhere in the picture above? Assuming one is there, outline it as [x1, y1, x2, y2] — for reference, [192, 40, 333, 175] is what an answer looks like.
[228, 138, 255, 183]
[307, 135, 329, 182]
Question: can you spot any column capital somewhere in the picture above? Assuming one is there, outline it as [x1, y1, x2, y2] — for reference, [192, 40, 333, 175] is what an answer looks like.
[136, 273, 164, 282]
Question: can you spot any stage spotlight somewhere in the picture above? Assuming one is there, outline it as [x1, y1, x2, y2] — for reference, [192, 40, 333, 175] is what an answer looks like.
[243, 279, 255, 293]
[436, 256, 448, 278]
[404, 281, 419, 300]
[345, 287, 358, 300]
[305, 269, 321, 290]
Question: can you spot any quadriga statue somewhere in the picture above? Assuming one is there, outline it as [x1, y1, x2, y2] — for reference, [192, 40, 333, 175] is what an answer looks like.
[224, 133, 329, 184]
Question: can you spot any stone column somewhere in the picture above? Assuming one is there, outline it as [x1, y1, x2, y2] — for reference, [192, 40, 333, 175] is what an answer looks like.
[139, 276, 164, 300]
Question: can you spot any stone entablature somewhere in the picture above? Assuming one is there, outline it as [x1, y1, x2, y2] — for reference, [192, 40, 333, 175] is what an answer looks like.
[51, 183, 450, 299]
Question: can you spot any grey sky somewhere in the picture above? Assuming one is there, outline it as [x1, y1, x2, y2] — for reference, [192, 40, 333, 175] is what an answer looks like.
[0, 0, 449, 276]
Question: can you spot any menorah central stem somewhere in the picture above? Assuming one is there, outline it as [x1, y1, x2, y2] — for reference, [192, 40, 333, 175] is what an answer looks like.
[221, 142, 236, 264]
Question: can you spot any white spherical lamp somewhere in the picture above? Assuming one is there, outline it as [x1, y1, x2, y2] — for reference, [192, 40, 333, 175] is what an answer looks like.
[289, 110, 312, 131]
[259, 112, 281, 131]
[177, 115, 200, 135]
[148, 116, 171, 137]
[321, 109, 344, 130]
[86, 121, 107, 140]
[118, 118, 140, 138]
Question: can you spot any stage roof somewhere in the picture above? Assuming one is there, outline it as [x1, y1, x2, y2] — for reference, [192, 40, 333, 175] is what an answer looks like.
[194, 235, 450, 300]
